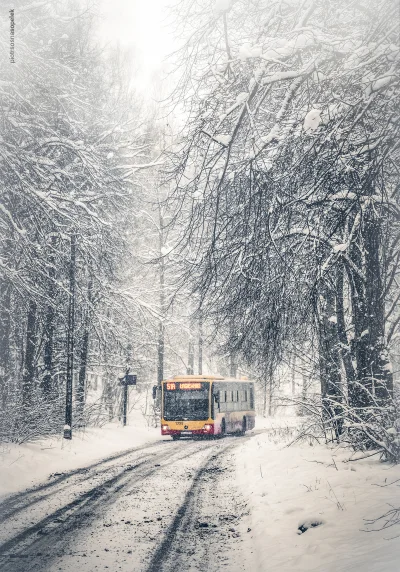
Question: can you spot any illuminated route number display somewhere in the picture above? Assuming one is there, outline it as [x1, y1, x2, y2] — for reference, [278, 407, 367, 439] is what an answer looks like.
[166, 382, 203, 390]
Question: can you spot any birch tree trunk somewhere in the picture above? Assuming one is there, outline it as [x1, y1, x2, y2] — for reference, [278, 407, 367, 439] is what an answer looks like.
[336, 263, 356, 389]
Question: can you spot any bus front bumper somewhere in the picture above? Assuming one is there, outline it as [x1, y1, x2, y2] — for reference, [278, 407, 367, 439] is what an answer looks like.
[161, 423, 214, 436]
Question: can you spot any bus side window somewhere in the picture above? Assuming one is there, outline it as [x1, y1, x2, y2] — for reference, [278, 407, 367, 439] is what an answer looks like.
[231, 391, 234, 402]
[250, 388, 254, 409]
[224, 390, 227, 402]
[244, 390, 248, 402]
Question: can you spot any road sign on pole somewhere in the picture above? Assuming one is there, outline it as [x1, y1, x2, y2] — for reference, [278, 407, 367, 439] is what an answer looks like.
[122, 383, 128, 426]
[119, 374, 137, 386]
[119, 372, 137, 426]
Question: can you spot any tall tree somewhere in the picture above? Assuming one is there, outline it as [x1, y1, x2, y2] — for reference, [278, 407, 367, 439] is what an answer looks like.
[167, 0, 399, 453]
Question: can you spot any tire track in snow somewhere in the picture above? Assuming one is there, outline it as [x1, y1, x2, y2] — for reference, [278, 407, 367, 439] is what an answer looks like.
[145, 439, 241, 572]
[0, 440, 164, 525]
[0, 440, 217, 570]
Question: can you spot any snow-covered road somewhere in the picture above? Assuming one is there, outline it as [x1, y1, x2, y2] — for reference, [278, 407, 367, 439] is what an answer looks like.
[2, 422, 399, 572]
[0, 435, 255, 572]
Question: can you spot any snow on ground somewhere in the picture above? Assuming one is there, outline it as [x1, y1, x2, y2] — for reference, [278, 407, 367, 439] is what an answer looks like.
[2, 408, 400, 572]
[0, 407, 159, 498]
[236, 420, 400, 572]
[253, 414, 300, 430]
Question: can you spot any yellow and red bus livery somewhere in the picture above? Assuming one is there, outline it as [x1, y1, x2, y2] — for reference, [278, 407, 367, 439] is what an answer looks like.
[161, 375, 255, 439]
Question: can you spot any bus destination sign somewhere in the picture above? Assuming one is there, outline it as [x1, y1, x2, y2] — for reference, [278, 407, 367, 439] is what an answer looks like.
[180, 382, 202, 390]
[166, 382, 203, 390]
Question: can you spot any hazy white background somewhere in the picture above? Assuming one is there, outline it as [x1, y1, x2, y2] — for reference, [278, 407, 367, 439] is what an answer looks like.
[97, 0, 174, 92]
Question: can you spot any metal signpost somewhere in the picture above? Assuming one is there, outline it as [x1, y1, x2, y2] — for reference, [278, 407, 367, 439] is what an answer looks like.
[119, 372, 137, 426]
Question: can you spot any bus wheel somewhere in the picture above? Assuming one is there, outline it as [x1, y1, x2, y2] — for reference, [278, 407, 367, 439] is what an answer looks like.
[220, 419, 226, 438]
[172, 435, 180, 440]
[240, 417, 247, 436]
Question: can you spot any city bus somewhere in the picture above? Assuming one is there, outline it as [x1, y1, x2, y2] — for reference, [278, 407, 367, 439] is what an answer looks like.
[160, 375, 255, 439]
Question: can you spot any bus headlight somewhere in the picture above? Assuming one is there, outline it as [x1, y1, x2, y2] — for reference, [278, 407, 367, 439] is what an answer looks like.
[203, 424, 213, 433]
[161, 425, 170, 432]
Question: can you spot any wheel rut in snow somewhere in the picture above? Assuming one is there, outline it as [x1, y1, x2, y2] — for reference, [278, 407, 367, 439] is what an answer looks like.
[146, 437, 250, 572]
[0, 441, 216, 571]
[0, 440, 164, 525]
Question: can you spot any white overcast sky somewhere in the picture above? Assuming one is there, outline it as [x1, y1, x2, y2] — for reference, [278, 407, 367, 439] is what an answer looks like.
[97, 0, 175, 91]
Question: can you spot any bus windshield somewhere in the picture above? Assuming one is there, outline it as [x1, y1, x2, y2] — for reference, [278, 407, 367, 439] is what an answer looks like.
[163, 383, 209, 421]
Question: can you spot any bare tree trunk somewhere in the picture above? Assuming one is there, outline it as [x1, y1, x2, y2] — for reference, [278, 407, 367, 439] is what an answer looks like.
[262, 377, 267, 417]
[77, 277, 93, 412]
[157, 322, 165, 384]
[268, 378, 273, 416]
[42, 235, 57, 395]
[0, 279, 12, 410]
[347, 208, 392, 409]
[64, 234, 76, 438]
[336, 263, 356, 388]
[157, 203, 165, 393]
[364, 209, 393, 400]
[317, 282, 343, 440]
[291, 355, 296, 395]
[229, 319, 237, 378]
[23, 300, 37, 409]
[268, 363, 274, 416]
[187, 340, 194, 374]
[229, 353, 237, 378]
[302, 375, 307, 409]
[42, 303, 55, 395]
[346, 238, 368, 408]
[1, 235, 12, 411]
[198, 312, 203, 375]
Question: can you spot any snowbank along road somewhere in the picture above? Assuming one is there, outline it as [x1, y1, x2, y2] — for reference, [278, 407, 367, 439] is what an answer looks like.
[0, 435, 257, 572]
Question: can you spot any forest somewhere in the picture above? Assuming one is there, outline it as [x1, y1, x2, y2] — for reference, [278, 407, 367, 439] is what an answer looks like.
[0, 0, 399, 462]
